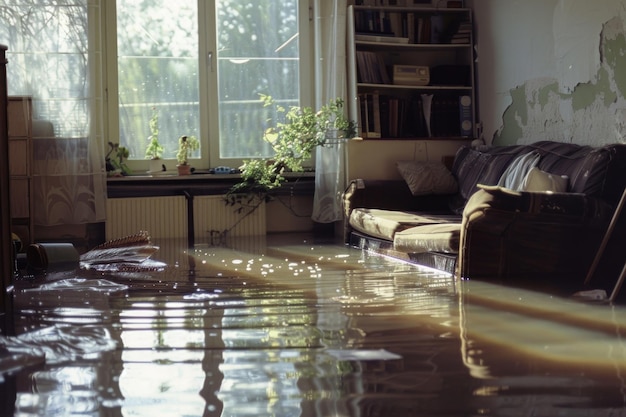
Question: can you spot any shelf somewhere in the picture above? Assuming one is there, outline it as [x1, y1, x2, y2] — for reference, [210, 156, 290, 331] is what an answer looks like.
[353, 5, 472, 13]
[358, 83, 472, 90]
[353, 136, 473, 141]
[356, 41, 471, 49]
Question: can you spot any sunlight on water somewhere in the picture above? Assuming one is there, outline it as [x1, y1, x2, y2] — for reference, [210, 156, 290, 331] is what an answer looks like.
[2, 235, 626, 416]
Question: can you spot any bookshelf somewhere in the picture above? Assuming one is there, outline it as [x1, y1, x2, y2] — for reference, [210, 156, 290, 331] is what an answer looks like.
[347, 4, 476, 140]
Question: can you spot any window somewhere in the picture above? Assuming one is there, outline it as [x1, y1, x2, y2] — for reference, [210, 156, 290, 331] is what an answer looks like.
[110, 0, 312, 172]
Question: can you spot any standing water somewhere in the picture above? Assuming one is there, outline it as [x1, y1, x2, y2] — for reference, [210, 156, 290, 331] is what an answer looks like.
[1, 234, 626, 416]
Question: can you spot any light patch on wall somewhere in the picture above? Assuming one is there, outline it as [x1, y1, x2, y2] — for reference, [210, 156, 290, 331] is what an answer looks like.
[553, 0, 621, 93]
[496, 13, 626, 147]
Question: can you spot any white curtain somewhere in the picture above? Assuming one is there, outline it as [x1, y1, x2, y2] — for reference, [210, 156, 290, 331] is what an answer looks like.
[312, 0, 349, 223]
[2, 0, 107, 227]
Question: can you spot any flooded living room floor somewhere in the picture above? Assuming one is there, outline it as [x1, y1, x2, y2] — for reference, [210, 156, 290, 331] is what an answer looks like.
[1, 233, 626, 416]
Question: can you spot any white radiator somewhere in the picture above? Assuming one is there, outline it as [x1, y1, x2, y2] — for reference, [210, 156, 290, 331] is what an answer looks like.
[193, 195, 266, 240]
[106, 196, 188, 241]
[106, 195, 266, 242]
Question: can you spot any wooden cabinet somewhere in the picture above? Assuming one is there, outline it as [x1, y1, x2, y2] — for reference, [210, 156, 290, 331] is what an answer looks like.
[8, 96, 33, 245]
[1, 44, 15, 333]
[347, 4, 476, 140]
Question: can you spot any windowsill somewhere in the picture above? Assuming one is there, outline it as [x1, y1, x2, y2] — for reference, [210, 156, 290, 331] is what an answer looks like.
[107, 171, 316, 199]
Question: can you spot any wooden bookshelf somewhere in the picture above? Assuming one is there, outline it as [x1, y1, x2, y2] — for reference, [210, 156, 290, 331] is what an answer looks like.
[347, 5, 477, 140]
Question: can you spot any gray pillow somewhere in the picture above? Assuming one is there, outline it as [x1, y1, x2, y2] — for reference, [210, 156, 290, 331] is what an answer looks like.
[396, 161, 458, 196]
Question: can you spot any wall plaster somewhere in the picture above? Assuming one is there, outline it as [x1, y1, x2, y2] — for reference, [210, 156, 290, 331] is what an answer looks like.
[491, 1, 626, 147]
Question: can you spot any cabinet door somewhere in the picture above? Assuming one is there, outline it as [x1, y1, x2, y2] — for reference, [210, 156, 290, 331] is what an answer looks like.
[7, 97, 31, 137]
[10, 178, 29, 218]
[8, 139, 29, 176]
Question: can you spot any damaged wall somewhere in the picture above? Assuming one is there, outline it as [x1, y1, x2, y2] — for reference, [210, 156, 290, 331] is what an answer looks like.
[469, 0, 626, 146]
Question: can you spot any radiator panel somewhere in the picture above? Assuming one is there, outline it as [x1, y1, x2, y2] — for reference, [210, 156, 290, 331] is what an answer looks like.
[193, 195, 266, 240]
[106, 196, 188, 241]
[106, 195, 266, 243]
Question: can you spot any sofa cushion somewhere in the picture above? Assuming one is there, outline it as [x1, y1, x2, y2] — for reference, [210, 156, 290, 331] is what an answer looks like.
[522, 167, 568, 192]
[394, 223, 461, 254]
[396, 161, 458, 196]
[349, 208, 460, 242]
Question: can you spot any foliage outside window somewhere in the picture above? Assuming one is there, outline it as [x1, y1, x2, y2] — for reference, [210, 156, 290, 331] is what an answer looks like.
[114, 0, 307, 171]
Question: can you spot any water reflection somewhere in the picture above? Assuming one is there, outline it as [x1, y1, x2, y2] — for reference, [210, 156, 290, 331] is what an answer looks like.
[1, 235, 626, 416]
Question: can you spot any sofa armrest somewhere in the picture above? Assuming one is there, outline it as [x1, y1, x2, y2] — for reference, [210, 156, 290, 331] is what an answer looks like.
[458, 186, 612, 284]
[465, 185, 611, 218]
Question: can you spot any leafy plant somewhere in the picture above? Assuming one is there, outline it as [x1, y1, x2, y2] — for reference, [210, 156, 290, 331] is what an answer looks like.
[176, 135, 200, 165]
[106, 142, 131, 175]
[145, 107, 164, 160]
[229, 94, 356, 195]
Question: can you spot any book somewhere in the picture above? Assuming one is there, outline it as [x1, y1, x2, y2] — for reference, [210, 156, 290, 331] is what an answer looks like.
[355, 34, 409, 44]
[371, 92, 382, 137]
[355, 50, 391, 84]
[459, 95, 473, 137]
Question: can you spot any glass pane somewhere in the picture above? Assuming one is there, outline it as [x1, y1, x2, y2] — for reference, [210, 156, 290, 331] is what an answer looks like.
[216, 0, 300, 159]
[117, 0, 200, 161]
[2, 4, 90, 139]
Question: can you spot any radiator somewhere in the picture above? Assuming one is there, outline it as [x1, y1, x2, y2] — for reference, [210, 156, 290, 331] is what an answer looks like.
[106, 195, 266, 242]
[193, 195, 266, 240]
[106, 196, 188, 241]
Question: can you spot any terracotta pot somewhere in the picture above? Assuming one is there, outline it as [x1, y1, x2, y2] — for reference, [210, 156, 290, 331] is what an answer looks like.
[177, 164, 191, 175]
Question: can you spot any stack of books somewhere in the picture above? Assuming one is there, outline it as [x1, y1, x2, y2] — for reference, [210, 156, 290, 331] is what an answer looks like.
[356, 51, 391, 84]
[450, 20, 471, 44]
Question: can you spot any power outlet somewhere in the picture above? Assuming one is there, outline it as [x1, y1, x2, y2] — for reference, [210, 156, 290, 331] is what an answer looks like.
[414, 141, 427, 160]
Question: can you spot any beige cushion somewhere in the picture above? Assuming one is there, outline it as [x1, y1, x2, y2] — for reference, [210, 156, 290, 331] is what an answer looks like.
[396, 161, 458, 196]
[349, 208, 460, 241]
[522, 167, 568, 192]
[394, 223, 461, 254]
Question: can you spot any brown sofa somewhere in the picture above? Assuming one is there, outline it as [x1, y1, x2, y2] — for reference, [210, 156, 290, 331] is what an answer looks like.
[343, 141, 626, 291]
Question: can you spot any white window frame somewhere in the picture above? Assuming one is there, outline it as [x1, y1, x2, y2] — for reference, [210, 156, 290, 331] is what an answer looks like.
[102, 0, 314, 173]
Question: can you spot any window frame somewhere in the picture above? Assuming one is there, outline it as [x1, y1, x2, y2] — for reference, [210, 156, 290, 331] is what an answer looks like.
[103, 0, 314, 174]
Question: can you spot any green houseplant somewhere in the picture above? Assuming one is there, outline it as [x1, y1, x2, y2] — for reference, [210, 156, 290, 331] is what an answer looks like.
[145, 107, 164, 173]
[229, 94, 356, 195]
[216, 95, 356, 240]
[176, 135, 200, 175]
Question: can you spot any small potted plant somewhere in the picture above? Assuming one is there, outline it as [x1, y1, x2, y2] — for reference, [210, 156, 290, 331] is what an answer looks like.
[176, 135, 200, 175]
[145, 107, 164, 173]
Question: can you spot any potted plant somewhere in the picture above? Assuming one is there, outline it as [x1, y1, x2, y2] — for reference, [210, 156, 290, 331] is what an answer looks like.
[176, 135, 200, 175]
[229, 94, 356, 195]
[145, 107, 164, 173]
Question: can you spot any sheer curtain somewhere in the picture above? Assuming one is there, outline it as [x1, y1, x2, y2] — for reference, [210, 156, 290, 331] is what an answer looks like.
[1, 0, 106, 227]
[312, 0, 349, 224]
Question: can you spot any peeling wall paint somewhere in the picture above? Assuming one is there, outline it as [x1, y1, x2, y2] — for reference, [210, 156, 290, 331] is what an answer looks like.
[471, 0, 626, 147]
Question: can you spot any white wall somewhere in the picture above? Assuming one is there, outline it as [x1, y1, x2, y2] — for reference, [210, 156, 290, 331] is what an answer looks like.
[470, 0, 626, 147]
